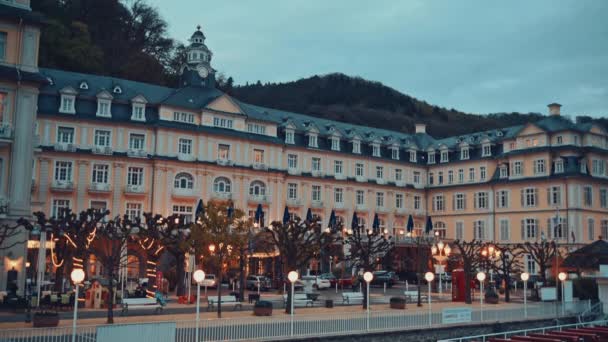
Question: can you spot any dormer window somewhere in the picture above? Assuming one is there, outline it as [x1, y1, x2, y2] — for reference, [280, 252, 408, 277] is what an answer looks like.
[554, 159, 564, 174]
[96, 99, 112, 117]
[131, 104, 145, 121]
[112, 86, 122, 94]
[409, 150, 417, 163]
[460, 147, 470, 160]
[59, 95, 75, 114]
[352, 140, 361, 154]
[440, 150, 449, 163]
[427, 151, 436, 164]
[331, 137, 340, 151]
[482, 144, 492, 157]
[285, 130, 295, 144]
[391, 147, 399, 160]
[308, 134, 318, 148]
[499, 165, 508, 179]
[372, 144, 381, 157]
[79, 82, 88, 90]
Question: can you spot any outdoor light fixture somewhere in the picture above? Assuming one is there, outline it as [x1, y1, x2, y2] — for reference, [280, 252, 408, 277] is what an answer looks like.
[193, 269, 205, 342]
[71, 269, 85, 284]
[288, 271, 298, 336]
[558, 272, 567, 315]
[70, 269, 85, 342]
[424, 272, 434, 326]
[209, 244, 216, 253]
[425, 271, 434, 282]
[363, 271, 374, 331]
[477, 272, 486, 321]
[193, 269, 205, 283]
[521, 272, 529, 318]
[558, 272, 567, 281]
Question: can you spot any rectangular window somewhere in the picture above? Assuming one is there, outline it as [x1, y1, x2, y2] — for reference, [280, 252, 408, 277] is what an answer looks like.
[588, 218, 595, 241]
[554, 159, 564, 174]
[526, 255, 536, 274]
[308, 134, 318, 148]
[602, 220, 608, 240]
[97, 100, 111, 117]
[499, 219, 510, 241]
[468, 168, 475, 182]
[178, 138, 192, 155]
[499, 166, 508, 178]
[455, 221, 464, 240]
[0, 32, 6, 61]
[51, 199, 71, 218]
[129, 133, 145, 150]
[132, 105, 145, 120]
[127, 167, 143, 186]
[522, 218, 537, 240]
[376, 192, 385, 207]
[409, 150, 417, 162]
[440, 151, 449, 163]
[57, 127, 75, 144]
[285, 131, 295, 144]
[428, 152, 436, 164]
[496, 190, 509, 209]
[60, 96, 75, 113]
[253, 149, 264, 164]
[91, 164, 109, 184]
[522, 188, 537, 207]
[247, 123, 266, 135]
[584, 186, 593, 206]
[90, 201, 107, 211]
[174, 112, 195, 124]
[534, 159, 546, 174]
[548, 186, 562, 206]
[448, 170, 454, 184]
[94, 130, 111, 147]
[288, 154, 298, 169]
[331, 138, 340, 151]
[218, 144, 230, 160]
[474, 220, 485, 240]
[428, 172, 434, 185]
[334, 160, 343, 175]
[172, 205, 193, 223]
[287, 183, 298, 199]
[393, 169, 403, 182]
[513, 161, 523, 176]
[556, 136, 563, 145]
[356, 190, 365, 205]
[600, 189, 608, 208]
[334, 188, 344, 204]
[475, 192, 488, 209]
[414, 195, 421, 210]
[391, 148, 399, 160]
[352, 141, 361, 154]
[126, 203, 142, 221]
[372, 145, 381, 157]
[461, 147, 469, 160]
[433, 195, 444, 212]
[376, 166, 384, 179]
[312, 157, 321, 172]
[454, 193, 466, 210]
[438, 171, 443, 185]
[355, 163, 364, 177]
[395, 193, 404, 208]
[312, 185, 321, 202]
[54, 161, 73, 181]
[480, 166, 487, 181]
[212, 117, 233, 128]
[458, 169, 464, 183]
[482, 144, 491, 157]
[413, 171, 420, 184]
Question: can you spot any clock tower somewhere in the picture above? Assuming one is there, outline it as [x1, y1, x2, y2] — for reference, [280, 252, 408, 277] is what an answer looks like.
[180, 25, 216, 88]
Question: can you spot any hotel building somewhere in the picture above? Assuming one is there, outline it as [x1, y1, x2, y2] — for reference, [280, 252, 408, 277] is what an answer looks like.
[1, 0, 607, 293]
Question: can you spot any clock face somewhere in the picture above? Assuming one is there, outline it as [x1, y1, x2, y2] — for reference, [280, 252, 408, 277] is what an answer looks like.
[197, 65, 209, 78]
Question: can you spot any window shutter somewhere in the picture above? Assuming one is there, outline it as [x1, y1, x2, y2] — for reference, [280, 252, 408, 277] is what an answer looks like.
[547, 188, 551, 206]
[474, 223, 478, 240]
[496, 192, 500, 208]
[452, 195, 456, 211]
[520, 189, 524, 207]
[535, 219, 539, 238]
[547, 218, 552, 239]
[474, 193, 478, 209]
[533, 189, 538, 207]
[521, 219, 525, 240]
[464, 195, 467, 210]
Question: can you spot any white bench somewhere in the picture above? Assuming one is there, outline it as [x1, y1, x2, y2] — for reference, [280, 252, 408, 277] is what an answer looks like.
[121, 297, 162, 315]
[207, 295, 242, 311]
[342, 292, 364, 305]
[283, 293, 313, 307]
[404, 290, 427, 303]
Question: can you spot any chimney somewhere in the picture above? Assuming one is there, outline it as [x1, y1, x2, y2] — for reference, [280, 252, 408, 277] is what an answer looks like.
[548, 103, 562, 116]
[415, 123, 427, 134]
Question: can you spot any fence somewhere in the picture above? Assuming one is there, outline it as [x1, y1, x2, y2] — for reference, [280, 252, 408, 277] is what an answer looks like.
[0, 300, 594, 342]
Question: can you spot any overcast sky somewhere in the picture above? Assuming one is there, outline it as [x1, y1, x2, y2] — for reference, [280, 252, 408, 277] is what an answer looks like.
[147, 0, 608, 117]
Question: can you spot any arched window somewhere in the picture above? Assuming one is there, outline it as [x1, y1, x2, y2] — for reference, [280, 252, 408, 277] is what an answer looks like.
[434, 221, 447, 238]
[174, 172, 194, 189]
[213, 177, 231, 193]
[249, 180, 266, 196]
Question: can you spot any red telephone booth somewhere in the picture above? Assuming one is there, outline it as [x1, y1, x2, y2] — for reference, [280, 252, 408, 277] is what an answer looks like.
[452, 268, 466, 302]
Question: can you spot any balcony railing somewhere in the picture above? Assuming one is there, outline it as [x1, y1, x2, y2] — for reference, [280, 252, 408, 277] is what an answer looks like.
[54, 143, 77, 152]
[334, 202, 346, 209]
[334, 173, 347, 180]
[125, 184, 145, 194]
[355, 204, 367, 211]
[311, 170, 324, 177]
[217, 158, 234, 166]
[0, 123, 12, 139]
[286, 198, 302, 206]
[311, 200, 323, 208]
[89, 182, 111, 193]
[211, 191, 232, 200]
[172, 187, 197, 197]
[92, 146, 113, 155]
[376, 206, 389, 213]
[355, 176, 367, 183]
[395, 180, 406, 187]
[395, 207, 408, 215]
[376, 178, 386, 185]
[252, 163, 268, 170]
[248, 194, 270, 203]
[127, 149, 148, 158]
[177, 153, 195, 162]
[287, 168, 300, 175]
[51, 180, 74, 191]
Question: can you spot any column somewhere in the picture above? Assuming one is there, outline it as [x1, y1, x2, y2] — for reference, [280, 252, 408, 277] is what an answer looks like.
[112, 162, 124, 216]
[75, 160, 89, 212]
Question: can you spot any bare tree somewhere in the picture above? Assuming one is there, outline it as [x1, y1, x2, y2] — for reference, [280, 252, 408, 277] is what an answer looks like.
[517, 241, 558, 285]
[453, 240, 483, 304]
[488, 244, 522, 303]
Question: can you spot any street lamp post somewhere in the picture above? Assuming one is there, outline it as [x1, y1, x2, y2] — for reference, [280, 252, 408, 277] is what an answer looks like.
[425, 272, 435, 326]
[476, 272, 486, 322]
[193, 270, 205, 342]
[288, 271, 298, 337]
[70, 269, 85, 342]
[431, 241, 450, 294]
[558, 272, 567, 316]
[363, 271, 373, 331]
[521, 272, 529, 318]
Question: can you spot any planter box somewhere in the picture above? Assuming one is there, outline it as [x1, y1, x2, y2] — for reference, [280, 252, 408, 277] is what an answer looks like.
[33, 314, 59, 327]
[253, 306, 272, 316]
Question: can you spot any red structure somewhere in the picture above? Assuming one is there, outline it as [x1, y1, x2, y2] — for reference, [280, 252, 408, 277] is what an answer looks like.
[452, 268, 466, 302]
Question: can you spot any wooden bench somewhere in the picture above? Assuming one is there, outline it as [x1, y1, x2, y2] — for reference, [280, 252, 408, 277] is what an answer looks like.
[403, 290, 427, 303]
[283, 293, 314, 307]
[342, 292, 364, 305]
[207, 295, 242, 311]
[121, 297, 163, 315]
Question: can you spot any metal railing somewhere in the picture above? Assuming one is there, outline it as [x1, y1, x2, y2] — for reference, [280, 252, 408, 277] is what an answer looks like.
[0, 300, 593, 342]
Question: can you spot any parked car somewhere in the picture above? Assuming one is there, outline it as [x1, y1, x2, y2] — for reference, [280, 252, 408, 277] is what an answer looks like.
[301, 275, 331, 290]
[200, 274, 217, 288]
[319, 273, 337, 286]
[246, 275, 272, 291]
[371, 271, 399, 287]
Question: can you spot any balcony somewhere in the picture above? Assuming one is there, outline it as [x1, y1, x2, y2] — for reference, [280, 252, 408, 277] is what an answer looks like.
[92, 146, 113, 155]
[89, 182, 111, 193]
[54, 143, 77, 152]
[376, 206, 389, 213]
[211, 191, 232, 200]
[216, 158, 234, 166]
[286, 198, 302, 207]
[287, 168, 300, 176]
[177, 153, 195, 162]
[127, 149, 148, 158]
[395, 180, 406, 187]
[0, 123, 13, 140]
[334, 173, 347, 180]
[395, 207, 408, 215]
[355, 204, 368, 212]
[376, 178, 386, 185]
[311, 200, 323, 208]
[172, 187, 197, 198]
[124, 184, 145, 194]
[252, 163, 268, 171]
[311, 170, 324, 178]
[248, 194, 270, 203]
[355, 176, 367, 183]
[51, 180, 74, 191]
[333, 202, 346, 210]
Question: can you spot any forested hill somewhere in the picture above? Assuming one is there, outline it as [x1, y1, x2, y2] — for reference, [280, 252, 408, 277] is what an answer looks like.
[226, 73, 545, 138]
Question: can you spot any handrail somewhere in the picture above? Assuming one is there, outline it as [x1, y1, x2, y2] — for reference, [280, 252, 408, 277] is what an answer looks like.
[578, 301, 603, 323]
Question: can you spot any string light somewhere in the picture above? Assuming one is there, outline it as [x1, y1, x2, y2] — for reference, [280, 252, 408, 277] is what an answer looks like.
[50, 234, 65, 268]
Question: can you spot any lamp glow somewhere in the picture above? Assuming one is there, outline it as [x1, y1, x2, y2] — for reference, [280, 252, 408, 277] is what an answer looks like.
[288, 271, 298, 283]
[444, 244, 451, 256]
[476, 272, 486, 282]
[425, 271, 435, 282]
[71, 269, 85, 284]
[363, 271, 373, 283]
[431, 246, 438, 255]
[521, 272, 530, 281]
[193, 270, 205, 283]
[437, 241, 444, 251]
[208, 244, 216, 253]
[558, 272, 567, 281]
